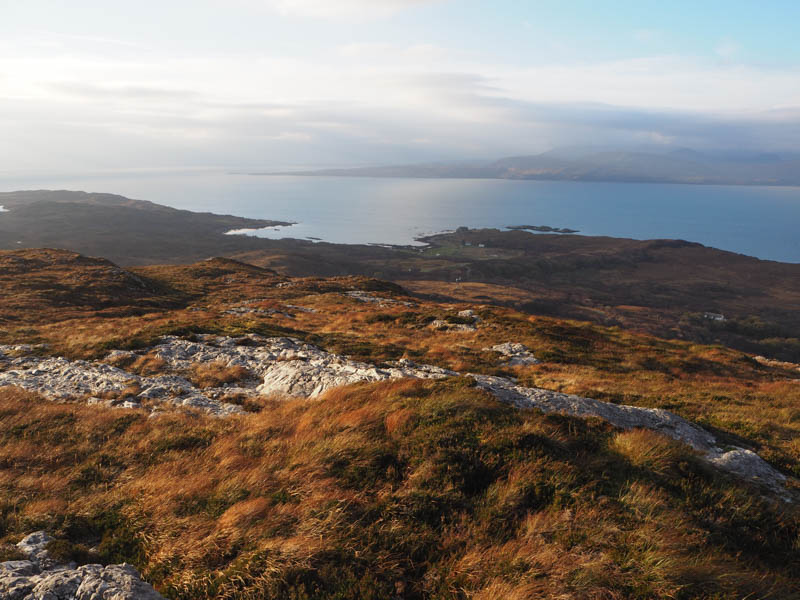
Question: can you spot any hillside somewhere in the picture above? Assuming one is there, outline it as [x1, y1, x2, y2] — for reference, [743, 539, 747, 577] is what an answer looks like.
[0, 190, 290, 265]
[3, 191, 799, 362]
[1, 249, 799, 598]
[235, 229, 800, 362]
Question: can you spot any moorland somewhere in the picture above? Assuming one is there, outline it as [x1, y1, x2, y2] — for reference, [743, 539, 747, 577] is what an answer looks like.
[1, 190, 799, 598]
[0, 248, 799, 598]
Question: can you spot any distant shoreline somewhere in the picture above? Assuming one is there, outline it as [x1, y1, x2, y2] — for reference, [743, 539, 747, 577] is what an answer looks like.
[2, 182, 798, 264]
[506, 224, 579, 234]
[245, 170, 800, 189]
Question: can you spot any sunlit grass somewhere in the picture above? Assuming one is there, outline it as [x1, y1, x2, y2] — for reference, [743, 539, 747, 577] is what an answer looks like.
[0, 380, 797, 599]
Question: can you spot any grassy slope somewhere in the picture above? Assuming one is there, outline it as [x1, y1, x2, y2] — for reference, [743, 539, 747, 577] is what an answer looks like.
[0, 249, 799, 598]
[1, 383, 798, 599]
[1, 250, 799, 478]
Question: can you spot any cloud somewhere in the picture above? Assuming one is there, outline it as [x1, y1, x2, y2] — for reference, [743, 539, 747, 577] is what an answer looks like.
[1, 19, 800, 174]
[47, 82, 199, 102]
[337, 42, 448, 63]
[715, 39, 741, 59]
[264, 0, 444, 20]
[4, 69, 799, 176]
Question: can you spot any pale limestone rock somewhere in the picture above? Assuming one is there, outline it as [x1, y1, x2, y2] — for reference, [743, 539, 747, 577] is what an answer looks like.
[428, 319, 477, 332]
[0, 336, 792, 499]
[256, 355, 453, 399]
[284, 304, 317, 313]
[1, 532, 163, 600]
[16, 532, 55, 570]
[343, 291, 414, 307]
[0, 561, 163, 600]
[485, 342, 540, 365]
[707, 448, 788, 498]
[0, 345, 243, 417]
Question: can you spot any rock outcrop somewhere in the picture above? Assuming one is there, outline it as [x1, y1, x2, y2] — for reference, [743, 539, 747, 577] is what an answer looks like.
[14, 532, 56, 571]
[343, 291, 414, 307]
[0, 532, 164, 600]
[257, 356, 453, 398]
[0, 335, 792, 499]
[485, 342, 540, 365]
[428, 320, 477, 332]
[468, 374, 789, 499]
[149, 335, 452, 399]
[0, 349, 243, 416]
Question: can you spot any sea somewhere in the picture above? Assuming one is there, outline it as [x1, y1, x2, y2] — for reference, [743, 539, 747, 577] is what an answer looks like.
[2, 170, 799, 263]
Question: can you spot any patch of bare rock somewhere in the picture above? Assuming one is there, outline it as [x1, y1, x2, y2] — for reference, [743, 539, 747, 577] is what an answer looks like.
[148, 335, 452, 399]
[428, 319, 477, 332]
[0, 348, 244, 417]
[0, 531, 163, 600]
[284, 304, 317, 313]
[485, 342, 540, 365]
[754, 355, 800, 377]
[428, 309, 483, 332]
[343, 290, 414, 307]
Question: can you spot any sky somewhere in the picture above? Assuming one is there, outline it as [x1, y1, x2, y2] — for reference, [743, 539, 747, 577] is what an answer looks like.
[1, 0, 799, 174]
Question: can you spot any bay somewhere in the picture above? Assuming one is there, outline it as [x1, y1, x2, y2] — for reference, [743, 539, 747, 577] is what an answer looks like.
[1, 170, 799, 263]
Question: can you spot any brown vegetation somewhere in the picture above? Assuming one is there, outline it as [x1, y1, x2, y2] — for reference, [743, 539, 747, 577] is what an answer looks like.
[2, 247, 800, 598]
[130, 354, 168, 376]
[189, 362, 253, 389]
[0, 381, 798, 598]
[1, 249, 799, 480]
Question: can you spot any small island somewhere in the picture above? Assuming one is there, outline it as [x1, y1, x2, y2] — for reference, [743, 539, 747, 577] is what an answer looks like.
[506, 224, 580, 233]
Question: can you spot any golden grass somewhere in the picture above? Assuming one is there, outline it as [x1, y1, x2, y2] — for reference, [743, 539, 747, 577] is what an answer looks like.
[189, 362, 253, 389]
[5, 271, 800, 477]
[611, 429, 691, 476]
[3, 253, 800, 598]
[3, 266, 800, 480]
[0, 381, 797, 599]
[130, 353, 167, 376]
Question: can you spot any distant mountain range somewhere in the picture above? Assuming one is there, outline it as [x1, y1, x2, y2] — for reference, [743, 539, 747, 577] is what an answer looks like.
[263, 147, 800, 186]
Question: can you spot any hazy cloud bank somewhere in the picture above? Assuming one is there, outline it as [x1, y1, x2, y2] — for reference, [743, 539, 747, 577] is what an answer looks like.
[1, 2, 799, 174]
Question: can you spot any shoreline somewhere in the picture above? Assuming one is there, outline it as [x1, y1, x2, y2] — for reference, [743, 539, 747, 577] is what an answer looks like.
[244, 171, 800, 189]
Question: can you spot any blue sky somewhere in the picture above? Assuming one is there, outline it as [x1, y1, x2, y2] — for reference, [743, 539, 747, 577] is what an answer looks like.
[1, 0, 799, 173]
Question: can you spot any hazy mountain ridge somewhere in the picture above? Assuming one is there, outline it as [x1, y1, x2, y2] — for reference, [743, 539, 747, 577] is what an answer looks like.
[270, 147, 800, 185]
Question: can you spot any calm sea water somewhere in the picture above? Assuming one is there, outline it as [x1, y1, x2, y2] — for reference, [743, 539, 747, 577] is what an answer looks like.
[2, 171, 799, 263]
